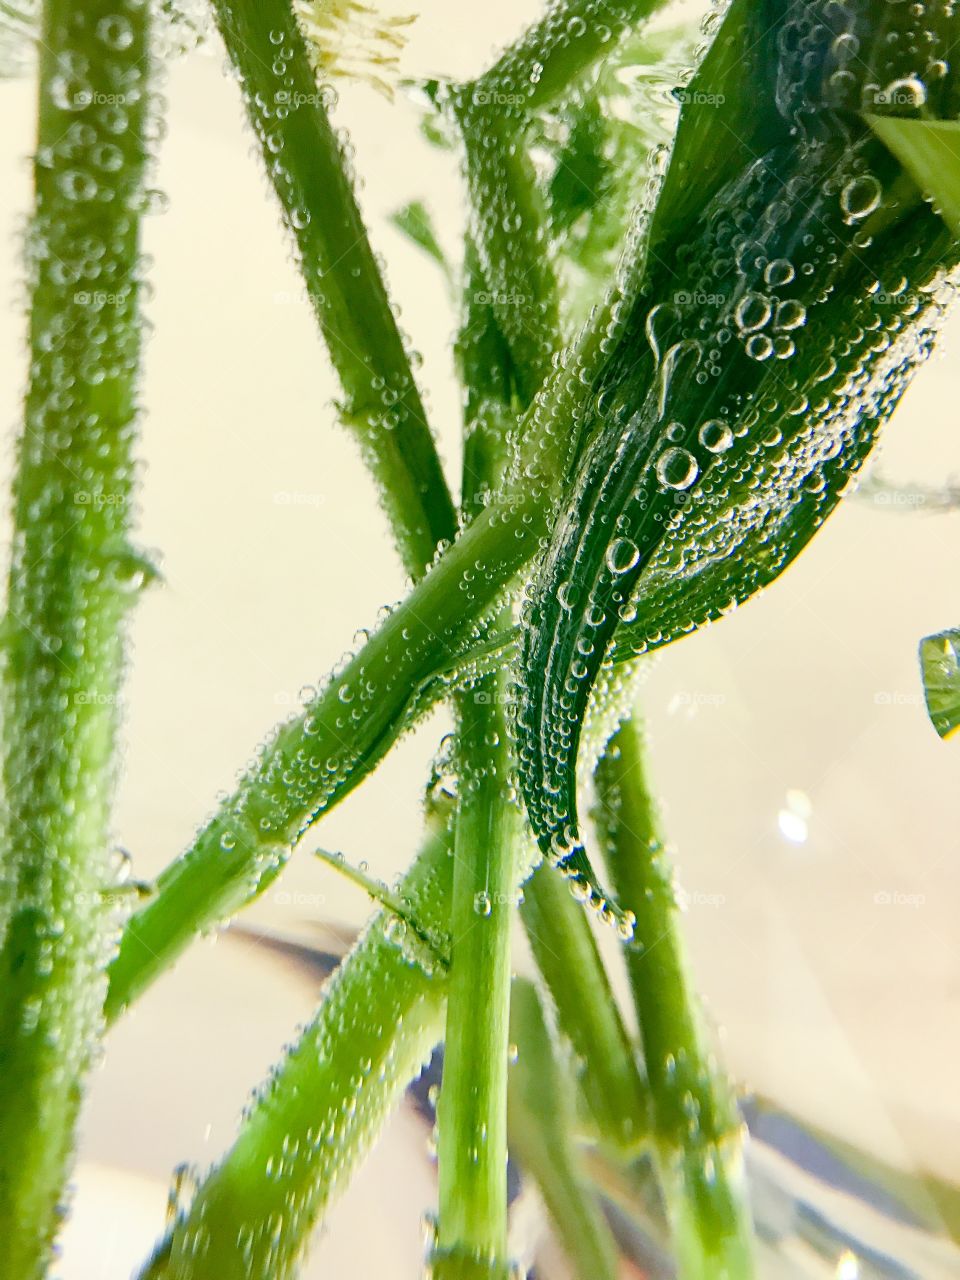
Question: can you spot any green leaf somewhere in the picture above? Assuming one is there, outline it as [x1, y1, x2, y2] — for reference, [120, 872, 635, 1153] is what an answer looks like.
[515, 0, 960, 909]
[521, 864, 648, 1153]
[593, 720, 755, 1277]
[211, 0, 456, 581]
[507, 979, 621, 1280]
[868, 116, 960, 236]
[920, 628, 960, 740]
[546, 96, 611, 233]
[390, 199, 452, 277]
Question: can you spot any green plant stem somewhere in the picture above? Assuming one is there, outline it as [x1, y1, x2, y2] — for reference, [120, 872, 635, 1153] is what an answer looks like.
[476, 0, 666, 112]
[433, 675, 519, 1280]
[593, 719, 755, 1279]
[140, 811, 454, 1280]
[107, 259, 621, 1018]
[507, 979, 621, 1280]
[431, 247, 523, 1278]
[212, 0, 456, 580]
[0, 0, 150, 1271]
[520, 864, 647, 1153]
[450, 89, 560, 401]
[451, 0, 672, 401]
[103, 491, 536, 1020]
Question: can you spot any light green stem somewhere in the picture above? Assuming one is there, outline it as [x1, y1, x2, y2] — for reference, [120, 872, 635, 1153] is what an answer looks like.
[593, 720, 755, 1279]
[477, 0, 670, 112]
[140, 811, 454, 1280]
[433, 673, 519, 1280]
[106, 255, 623, 1019]
[212, 0, 456, 580]
[0, 0, 150, 1272]
[104, 492, 536, 1020]
[521, 865, 648, 1153]
[451, 89, 561, 401]
[507, 979, 620, 1280]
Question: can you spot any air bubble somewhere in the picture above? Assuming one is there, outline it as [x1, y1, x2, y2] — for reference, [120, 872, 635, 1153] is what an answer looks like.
[698, 420, 733, 454]
[605, 537, 639, 575]
[656, 447, 699, 491]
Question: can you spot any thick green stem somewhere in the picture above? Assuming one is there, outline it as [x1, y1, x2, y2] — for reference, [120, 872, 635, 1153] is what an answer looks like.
[433, 675, 519, 1279]
[593, 720, 755, 1279]
[0, 0, 150, 1272]
[140, 812, 454, 1280]
[520, 865, 647, 1153]
[212, 0, 456, 580]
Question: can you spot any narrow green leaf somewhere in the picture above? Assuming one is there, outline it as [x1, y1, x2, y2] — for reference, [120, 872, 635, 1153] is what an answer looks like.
[520, 864, 648, 1153]
[507, 979, 621, 1280]
[920, 628, 960, 739]
[868, 115, 960, 236]
[515, 0, 960, 913]
[390, 199, 451, 277]
[593, 720, 755, 1277]
[474, 0, 672, 115]
[434, 672, 521, 1278]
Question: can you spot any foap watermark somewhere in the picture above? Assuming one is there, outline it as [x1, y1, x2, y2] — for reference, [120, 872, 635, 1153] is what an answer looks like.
[273, 889, 327, 908]
[74, 290, 130, 308]
[274, 89, 333, 109]
[871, 489, 926, 509]
[272, 288, 327, 308]
[873, 890, 925, 908]
[674, 88, 726, 107]
[472, 89, 528, 108]
[473, 290, 529, 307]
[273, 489, 324, 509]
[873, 289, 922, 308]
[674, 289, 727, 307]
[73, 89, 129, 108]
[874, 690, 923, 708]
[676, 888, 726, 910]
[669, 690, 726, 713]
[870, 85, 923, 110]
[473, 889, 522, 914]
[75, 490, 127, 509]
[473, 688, 515, 707]
[74, 690, 124, 706]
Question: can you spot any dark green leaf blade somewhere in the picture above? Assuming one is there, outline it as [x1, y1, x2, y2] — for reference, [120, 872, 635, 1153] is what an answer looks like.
[516, 0, 960, 904]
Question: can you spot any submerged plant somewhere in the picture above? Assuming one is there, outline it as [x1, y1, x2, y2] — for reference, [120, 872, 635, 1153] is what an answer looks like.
[0, 0, 958, 1277]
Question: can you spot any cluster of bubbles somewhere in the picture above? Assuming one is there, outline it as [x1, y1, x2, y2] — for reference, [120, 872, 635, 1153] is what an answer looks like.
[775, 0, 956, 119]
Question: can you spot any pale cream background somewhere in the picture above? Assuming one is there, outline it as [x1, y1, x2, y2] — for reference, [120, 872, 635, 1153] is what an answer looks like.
[1, 1, 958, 1275]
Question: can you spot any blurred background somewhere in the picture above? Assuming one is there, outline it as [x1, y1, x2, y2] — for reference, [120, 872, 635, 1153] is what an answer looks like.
[1, 0, 958, 1275]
